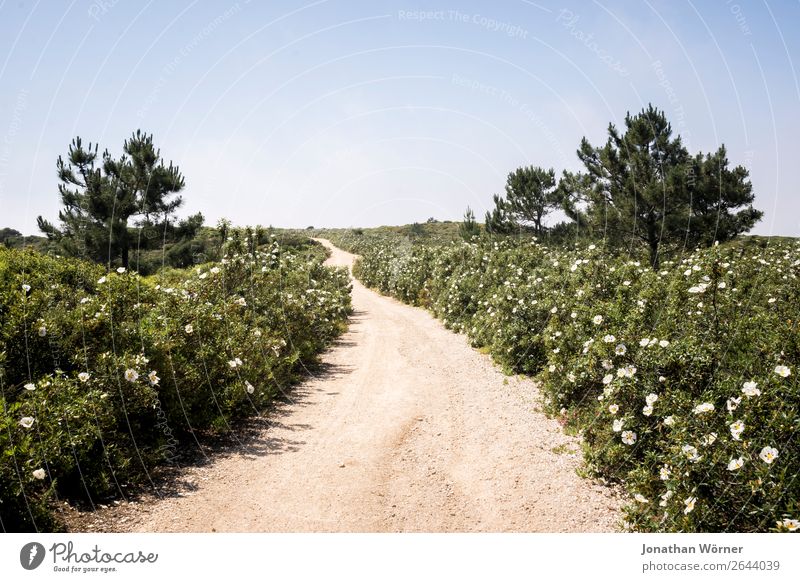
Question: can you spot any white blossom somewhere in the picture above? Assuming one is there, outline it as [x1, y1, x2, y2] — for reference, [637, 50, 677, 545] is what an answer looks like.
[693, 402, 714, 415]
[759, 446, 779, 464]
[774, 365, 791, 378]
[727, 457, 745, 471]
[729, 420, 745, 441]
[741, 381, 760, 398]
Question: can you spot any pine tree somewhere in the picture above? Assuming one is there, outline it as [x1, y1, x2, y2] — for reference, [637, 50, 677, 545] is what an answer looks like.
[37, 137, 120, 265]
[503, 166, 559, 236]
[484, 194, 516, 235]
[38, 131, 185, 269]
[560, 105, 761, 268]
[459, 206, 481, 241]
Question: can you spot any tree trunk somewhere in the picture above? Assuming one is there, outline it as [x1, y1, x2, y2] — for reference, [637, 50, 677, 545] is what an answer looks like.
[648, 239, 659, 270]
[119, 220, 130, 269]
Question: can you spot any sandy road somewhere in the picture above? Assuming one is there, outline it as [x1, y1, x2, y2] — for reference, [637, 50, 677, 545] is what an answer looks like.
[127, 239, 622, 532]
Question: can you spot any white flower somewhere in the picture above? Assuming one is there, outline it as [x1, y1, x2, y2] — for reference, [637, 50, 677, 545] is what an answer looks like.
[729, 420, 745, 441]
[615, 344, 627, 356]
[634, 493, 648, 503]
[684, 496, 697, 514]
[682, 445, 701, 462]
[621, 430, 637, 445]
[22, 284, 31, 292]
[774, 365, 791, 378]
[19, 416, 35, 429]
[185, 324, 194, 334]
[612, 419, 624, 432]
[602, 374, 613, 385]
[246, 381, 255, 394]
[116, 267, 126, 274]
[601, 359, 613, 370]
[659, 340, 669, 348]
[659, 490, 674, 507]
[701, 432, 717, 446]
[659, 465, 671, 480]
[718, 282, 726, 289]
[24, 383, 35, 391]
[741, 381, 760, 398]
[124, 369, 139, 382]
[727, 457, 745, 471]
[646, 393, 658, 405]
[779, 519, 800, 531]
[550, 306, 558, 314]
[236, 297, 247, 307]
[210, 267, 220, 274]
[38, 326, 47, 337]
[228, 360, 238, 369]
[642, 405, 653, 417]
[639, 338, 650, 347]
[97, 276, 107, 284]
[588, 244, 596, 250]
[592, 315, 603, 325]
[658, 375, 666, 383]
[602, 334, 616, 343]
[608, 404, 619, 414]
[768, 297, 776, 304]
[759, 446, 779, 464]
[693, 402, 714, 415]
[726, 396, 742, 412]
[78, 372, 90, 383]
[235, 357, 243, 366]
[663, 415, 675, 426]
[253, 329, 262, 338]
[570, 312, 577, 319]
[32, 468, 46, 480]
[148, 371, 160, 386]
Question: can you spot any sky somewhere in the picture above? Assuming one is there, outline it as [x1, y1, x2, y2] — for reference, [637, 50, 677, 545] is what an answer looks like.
[1, 0, 799, 236]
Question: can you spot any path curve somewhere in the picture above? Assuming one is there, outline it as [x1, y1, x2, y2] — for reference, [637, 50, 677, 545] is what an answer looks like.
[125, 239, 623, 532]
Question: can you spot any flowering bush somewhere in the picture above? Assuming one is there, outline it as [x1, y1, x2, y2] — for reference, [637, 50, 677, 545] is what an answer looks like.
[327, 229, 799, 532]
[0, 233, 351, 531]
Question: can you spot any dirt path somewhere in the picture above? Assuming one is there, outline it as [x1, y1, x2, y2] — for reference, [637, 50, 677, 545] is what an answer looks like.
[123, 239, 623, 532]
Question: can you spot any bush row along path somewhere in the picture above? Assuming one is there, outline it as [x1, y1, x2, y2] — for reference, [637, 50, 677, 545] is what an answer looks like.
[124, 239, 622, 532]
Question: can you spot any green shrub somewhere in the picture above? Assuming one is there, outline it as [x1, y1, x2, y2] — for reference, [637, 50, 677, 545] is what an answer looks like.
[0, 235, 351, 531]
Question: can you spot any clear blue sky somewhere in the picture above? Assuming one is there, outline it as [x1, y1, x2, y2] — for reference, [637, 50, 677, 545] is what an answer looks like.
[1, 0, 799, 235]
